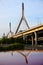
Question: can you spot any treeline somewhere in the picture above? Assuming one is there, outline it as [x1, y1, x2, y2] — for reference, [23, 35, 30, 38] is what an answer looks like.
[0, 36, 27, 45]
[0, 36, 25, 51]
[0, 36, 31, 51]
[0, 37, 15, 44]
[0, 44, 24, 51]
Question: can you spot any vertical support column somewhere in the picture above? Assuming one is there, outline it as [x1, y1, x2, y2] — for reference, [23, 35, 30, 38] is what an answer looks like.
[31, 36, 34, 47]
[34, 32, 37, 50]
[26, 35, 27, 44]
[31, 33, 34, 50]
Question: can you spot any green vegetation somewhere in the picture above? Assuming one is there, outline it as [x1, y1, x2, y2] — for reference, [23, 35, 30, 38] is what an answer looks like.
[0, 44, 24, 51]
[0, 36, 43, 51]
[0, 36, 25, 51]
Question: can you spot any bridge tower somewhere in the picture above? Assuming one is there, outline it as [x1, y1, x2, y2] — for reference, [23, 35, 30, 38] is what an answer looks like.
[9, 22, 11, 33]
[7, 22, 13, 38]
[15, 3, 30, 34]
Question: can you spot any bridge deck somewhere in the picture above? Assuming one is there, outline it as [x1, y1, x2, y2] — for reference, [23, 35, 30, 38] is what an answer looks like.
[12, 24, 43, 38]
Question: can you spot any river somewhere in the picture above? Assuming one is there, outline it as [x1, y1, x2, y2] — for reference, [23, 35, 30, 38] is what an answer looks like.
[0, 50, 43, 65]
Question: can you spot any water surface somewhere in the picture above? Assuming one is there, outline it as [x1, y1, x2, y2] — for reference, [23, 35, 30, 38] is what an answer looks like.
[0, 51, 43, 65]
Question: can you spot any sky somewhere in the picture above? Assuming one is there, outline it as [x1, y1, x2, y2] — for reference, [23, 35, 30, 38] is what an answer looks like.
[0, 0, 43, 37]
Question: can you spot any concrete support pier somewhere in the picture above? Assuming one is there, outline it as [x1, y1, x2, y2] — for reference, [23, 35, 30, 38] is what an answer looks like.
[31, 35, 34, 49]
[31, 36, 34, 46]
[34, 32, 37, 50]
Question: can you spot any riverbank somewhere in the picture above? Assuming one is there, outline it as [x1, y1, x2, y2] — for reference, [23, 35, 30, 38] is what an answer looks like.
[0, 43, 43, 52]
[0, 44, 24, 51]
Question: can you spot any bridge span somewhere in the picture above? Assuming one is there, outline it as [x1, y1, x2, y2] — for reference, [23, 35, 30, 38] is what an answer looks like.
[12, 24, 43, 38]
[11, 24, 43, 50]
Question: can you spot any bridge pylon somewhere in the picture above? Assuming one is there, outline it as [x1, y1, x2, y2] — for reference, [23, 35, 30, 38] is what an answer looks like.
[15, 2, 30, 34]
[7, 22, 13, 38]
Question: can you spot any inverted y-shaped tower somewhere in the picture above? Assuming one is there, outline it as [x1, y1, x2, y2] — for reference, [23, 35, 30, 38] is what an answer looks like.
[15, 3, 30, 34]
[7, 22, 13, 38]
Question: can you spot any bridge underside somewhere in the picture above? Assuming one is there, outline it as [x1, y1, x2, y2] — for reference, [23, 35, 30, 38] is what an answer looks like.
[13, 27, 43, 50]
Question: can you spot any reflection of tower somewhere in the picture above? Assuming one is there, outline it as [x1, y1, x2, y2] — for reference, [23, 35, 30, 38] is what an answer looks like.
[11, 51, 13, 56]
[15, 3, 30, 34]
[17, 51, 30, 64]
[7, 22, 13, 38]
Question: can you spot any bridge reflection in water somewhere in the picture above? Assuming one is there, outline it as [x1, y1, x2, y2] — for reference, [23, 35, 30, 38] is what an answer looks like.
[17, 51, 31, 64]
[11, 51, 30, 64]
[0, 51, 43, 65]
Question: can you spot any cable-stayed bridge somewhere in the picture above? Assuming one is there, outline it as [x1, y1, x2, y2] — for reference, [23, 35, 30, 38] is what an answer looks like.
[7, 3, 43, 50]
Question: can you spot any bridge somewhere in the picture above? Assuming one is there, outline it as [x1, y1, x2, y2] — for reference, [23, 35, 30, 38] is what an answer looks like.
[12, 24, 43, 49]
[12, 24, 43, 38]
[7, 3, 43, 50]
